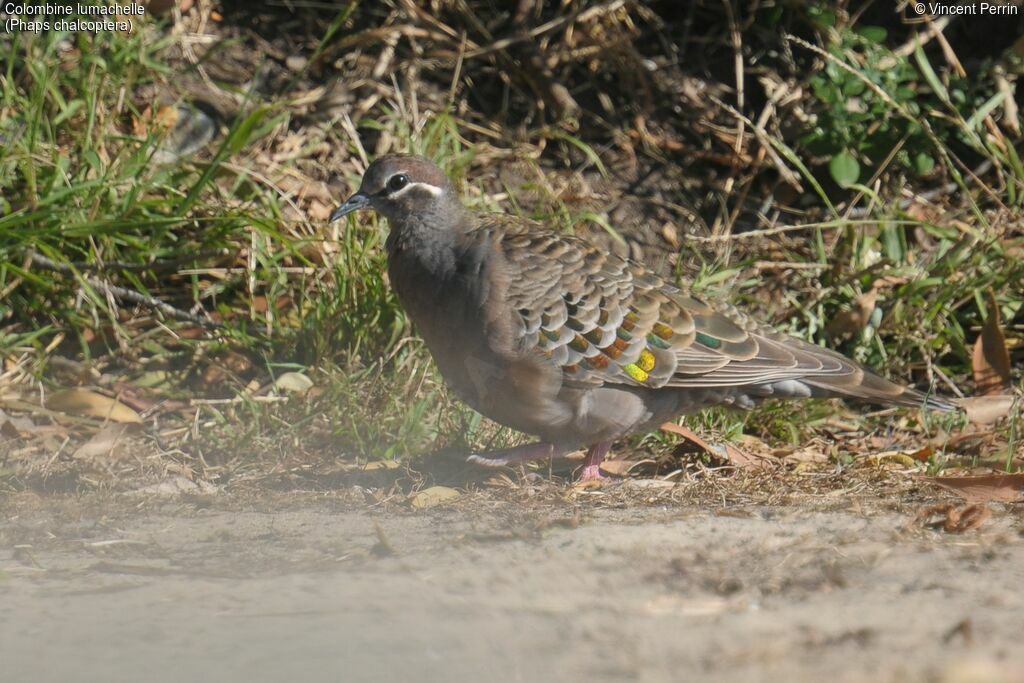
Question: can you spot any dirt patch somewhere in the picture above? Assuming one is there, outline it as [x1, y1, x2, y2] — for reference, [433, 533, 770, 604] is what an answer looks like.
[2, 487, 1023, 683]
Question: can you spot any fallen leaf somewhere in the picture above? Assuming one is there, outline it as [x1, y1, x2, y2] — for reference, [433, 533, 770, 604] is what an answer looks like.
[362, 460, 400, 471]
[907, 446, 934, 461]
[410, 486, 461, 509]
[869, 446, 933, 465]
[194, 349, 256, 396]
[935, 430, 995, 453]
[73, 424, 133, 461]
[659, 422, 772, 470]
[913, 503, 992, 533]
[972, 290, 1012, 395]
[958, 395, 1016, 425]
[926, 473, 1024, 503]
[126, 476, 219, 497]
[868, 450, 925, 468]
[0, 420, 20, 439]
[599, 459, 656, 476]
[826, 287, 878, 342]
[46, 389, 142, 424]
[777, 446, 828, 464]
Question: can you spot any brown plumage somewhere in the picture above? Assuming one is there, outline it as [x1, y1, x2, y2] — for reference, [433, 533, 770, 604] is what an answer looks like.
[330, 154, 953, 480]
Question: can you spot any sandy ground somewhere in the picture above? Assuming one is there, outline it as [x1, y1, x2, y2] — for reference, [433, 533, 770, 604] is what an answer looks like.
[1, 486, 1023, 683]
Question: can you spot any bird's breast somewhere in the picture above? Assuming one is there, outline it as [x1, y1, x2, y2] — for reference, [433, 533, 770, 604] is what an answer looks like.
[386, 246, 572, 434]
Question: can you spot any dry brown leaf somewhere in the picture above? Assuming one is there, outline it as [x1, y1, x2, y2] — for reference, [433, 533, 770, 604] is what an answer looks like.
[780, 446, 829, 464]
[958, 395, 1016, 425]
[599, 459, 656, 476]
[410, 486, 460, 509]
[826, 288, 877, 342]
[659, 422, 771, 470]
[73, 424, 134, 461]
[972, 290, 1012, 395]
[0, 420, 20, 439]
[869, 446, 933, 467]
[45, 389, 142, 424]
[913, 503, 992, 533]
[362, 460, 400, 471]
[908, 446, 934, 462]
[937, 430, 995, 453]
[872, 275, 911, 288]
[926, 473, 1024, 503]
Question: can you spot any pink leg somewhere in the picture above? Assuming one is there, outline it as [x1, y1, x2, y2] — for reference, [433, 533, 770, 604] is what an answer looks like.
[577, 441, 612, 482]
[466, 442, 569, 468]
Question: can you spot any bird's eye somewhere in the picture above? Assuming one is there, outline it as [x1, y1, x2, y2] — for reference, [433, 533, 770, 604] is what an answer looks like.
[386, 174, 409, 193]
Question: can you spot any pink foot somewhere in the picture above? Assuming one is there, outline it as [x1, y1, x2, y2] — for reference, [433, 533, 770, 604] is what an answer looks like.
[575, 441, 613, 483]
[576, 464, 610, 482]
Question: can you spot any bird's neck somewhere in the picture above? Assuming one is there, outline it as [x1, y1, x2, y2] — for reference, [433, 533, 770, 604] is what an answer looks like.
[384, 204, 469, 271]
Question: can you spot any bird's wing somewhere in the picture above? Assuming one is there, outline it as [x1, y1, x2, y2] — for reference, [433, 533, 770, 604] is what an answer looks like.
[477, 214, 945, 409]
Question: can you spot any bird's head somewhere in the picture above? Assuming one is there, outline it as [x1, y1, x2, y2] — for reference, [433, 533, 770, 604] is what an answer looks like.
[329, 154, 457, 224]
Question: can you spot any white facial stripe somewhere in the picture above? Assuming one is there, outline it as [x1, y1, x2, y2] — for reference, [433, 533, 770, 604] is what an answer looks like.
[388, 181, 443, 199]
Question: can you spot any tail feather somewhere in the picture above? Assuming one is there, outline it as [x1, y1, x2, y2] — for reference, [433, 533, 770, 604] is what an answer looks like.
[802, 372, 955, 411]
[782, 336, 955, 411]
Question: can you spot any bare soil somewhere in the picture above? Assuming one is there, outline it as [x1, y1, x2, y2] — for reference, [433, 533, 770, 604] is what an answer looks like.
[2, 483, 1023, 683]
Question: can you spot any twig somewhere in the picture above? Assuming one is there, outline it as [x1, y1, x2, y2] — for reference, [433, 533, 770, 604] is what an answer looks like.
[464, 0, 629, 59]
[721, 0, 745, 164]
[753, 261, 830, 271]
[24, 249, 229, 273]
[995, 66, 1021, 138]
[191, 396, 289, 405]
[686, 219, 926, 243]
[706, 93, 803, 191]
[448, 30, 469, 106]
[28, 252, 220, 329]
[892, 16, 953, 58]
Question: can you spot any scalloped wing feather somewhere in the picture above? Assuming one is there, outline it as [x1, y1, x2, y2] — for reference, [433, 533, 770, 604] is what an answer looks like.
[471, 214, 936, 407]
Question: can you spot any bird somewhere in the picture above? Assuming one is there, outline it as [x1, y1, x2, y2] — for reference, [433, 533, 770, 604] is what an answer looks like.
[330, 154, 953, 481]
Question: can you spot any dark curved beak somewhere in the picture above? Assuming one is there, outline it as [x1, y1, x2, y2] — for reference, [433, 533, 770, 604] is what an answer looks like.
[329, 192, 371, 223]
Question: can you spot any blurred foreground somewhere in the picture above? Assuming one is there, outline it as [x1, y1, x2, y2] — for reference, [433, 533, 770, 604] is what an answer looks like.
[3, 484, 1023, 683]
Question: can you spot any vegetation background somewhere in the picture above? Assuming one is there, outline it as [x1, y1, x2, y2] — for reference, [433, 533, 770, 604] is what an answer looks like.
[0, 0, 1022, 492]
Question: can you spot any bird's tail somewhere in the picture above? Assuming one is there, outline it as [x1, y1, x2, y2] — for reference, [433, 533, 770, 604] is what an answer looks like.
[802, 367, 955, 411]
